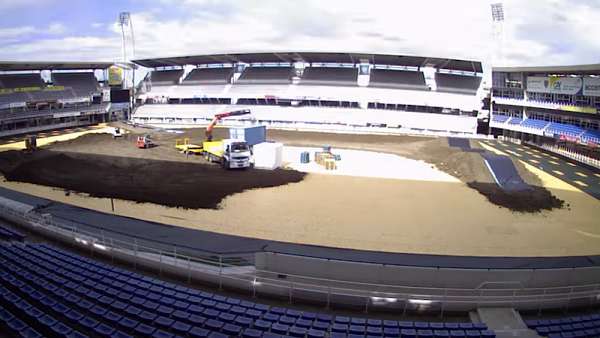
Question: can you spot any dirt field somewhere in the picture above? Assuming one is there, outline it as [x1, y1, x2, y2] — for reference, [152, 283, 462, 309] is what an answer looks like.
[0, 149, 305, 209]
[0, 128, 573, 213]
[0, 126, 599, 256]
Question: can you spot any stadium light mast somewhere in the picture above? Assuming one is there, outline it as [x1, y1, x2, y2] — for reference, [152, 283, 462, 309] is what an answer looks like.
[490, 3, 505, 66]
[118, 12, 136, 92]
[119, 12, 136, 62]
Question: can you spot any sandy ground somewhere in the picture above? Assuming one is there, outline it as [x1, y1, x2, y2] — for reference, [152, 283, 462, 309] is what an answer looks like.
[0, 127, 599, 257]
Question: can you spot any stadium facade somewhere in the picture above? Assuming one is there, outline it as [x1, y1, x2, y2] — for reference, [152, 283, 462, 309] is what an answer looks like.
[131, 52, 486, 138]
[490, 64, 600, 166]
[0, 62, 131, 138]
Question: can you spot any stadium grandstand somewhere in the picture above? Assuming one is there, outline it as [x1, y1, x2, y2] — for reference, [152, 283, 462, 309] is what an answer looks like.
[132, 52, 484, 137]
[0, 62, 129, 138]
[490, 64, 600, 167]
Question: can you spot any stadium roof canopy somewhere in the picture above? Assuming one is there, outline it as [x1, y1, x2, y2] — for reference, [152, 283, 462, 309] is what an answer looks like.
[493, 64, 600, 75]
[133, 52, 483, 72]
[0, 61, 114, 71]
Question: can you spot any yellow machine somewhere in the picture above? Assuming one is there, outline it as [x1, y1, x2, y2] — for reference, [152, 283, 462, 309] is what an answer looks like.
[174, 138, 203, 154]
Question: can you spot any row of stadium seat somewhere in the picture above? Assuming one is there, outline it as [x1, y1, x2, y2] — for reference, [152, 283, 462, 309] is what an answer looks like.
[0, 242, 496, 338]
[524, 315, 600, 338]
[369, 70, 427, 90]
[148, 68, 479, 93]
[492, 115, 600, 144]
[0, 225, 24, 242]
[1, 103, 109, 122]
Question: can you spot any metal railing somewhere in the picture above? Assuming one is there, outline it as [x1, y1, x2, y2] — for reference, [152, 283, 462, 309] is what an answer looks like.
[1, 203, 599, 314]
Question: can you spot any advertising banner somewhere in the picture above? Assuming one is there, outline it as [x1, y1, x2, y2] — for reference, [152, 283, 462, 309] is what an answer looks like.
[527, 76, 582, 95]
[583, 77, 600, 97]
[108, 66, 124, 86]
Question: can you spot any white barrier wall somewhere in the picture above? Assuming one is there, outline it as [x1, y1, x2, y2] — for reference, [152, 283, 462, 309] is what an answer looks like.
[133, 104, 478, 135]
[143, 84, 481, 111]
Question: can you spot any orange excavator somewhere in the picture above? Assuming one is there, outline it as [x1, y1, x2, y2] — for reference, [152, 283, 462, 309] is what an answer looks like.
[205, 109, 251, 141]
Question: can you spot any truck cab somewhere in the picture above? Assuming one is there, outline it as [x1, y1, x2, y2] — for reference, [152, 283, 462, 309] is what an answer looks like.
[223, 139, 252, 169]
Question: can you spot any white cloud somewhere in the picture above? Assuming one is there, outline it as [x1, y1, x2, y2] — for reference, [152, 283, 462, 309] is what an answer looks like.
[0, 26, 36, 39]
[0, 0, 52, 10]
[47, 22, 66, 35]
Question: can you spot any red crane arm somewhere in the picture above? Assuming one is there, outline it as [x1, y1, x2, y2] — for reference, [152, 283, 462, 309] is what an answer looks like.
[205, 109, 251, 141]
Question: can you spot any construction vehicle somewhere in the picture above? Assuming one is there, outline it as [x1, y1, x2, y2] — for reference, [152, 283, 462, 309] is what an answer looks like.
[110, 127, 123, 138]
[203, 109, 253, 169]
[203, 139, 252, 169]
[136, 135, 154, 148]
[173, 109, 253, 168]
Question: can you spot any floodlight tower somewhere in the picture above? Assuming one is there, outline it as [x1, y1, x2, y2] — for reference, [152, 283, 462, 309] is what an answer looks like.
[119, 12, 136, 62]
[491, 3, 505, 66]
[118, 12, 136, 90]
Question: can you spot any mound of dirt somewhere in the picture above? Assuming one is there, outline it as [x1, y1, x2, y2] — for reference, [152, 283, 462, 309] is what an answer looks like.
[467, 182, 565, 213]
[0, 150, 306, 209]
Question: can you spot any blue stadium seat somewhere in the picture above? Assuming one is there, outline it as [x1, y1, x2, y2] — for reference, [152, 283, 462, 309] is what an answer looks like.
[272, 322, 290, 335]
[401, 328, 417, 338]
[94, 323, 116, 336]
[234, 316, 252, 328]
[331, 333, 348, 338]
[350, 325, 366, 334]
[118, 317, 138, 330]
[154, 316, 174, 329]
[171, 321, 191, 334]
[450, 330, 466, 338]
[263, 312, 280, 323]
[134, 323, 156, 335]
[205, 319, 224, 331]
[21, 327, 44, 338]
[188, 315, 206, 327]
[189, 327, 210, 338]
[223, 323, 242, 335]
[481, 330, 496, 338]
[289, 326, 308, 337]
[152, 330, 174, 338]
[419, 329, 434, 338]
[308, 328, 326, 338]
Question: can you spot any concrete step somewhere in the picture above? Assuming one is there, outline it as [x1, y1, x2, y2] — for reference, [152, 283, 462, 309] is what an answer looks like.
[477, 308, 540, 338]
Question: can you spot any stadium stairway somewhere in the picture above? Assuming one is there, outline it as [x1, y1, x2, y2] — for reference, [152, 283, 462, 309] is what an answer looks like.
[475, 309, 540, 338]
[0, 241, 499, 338]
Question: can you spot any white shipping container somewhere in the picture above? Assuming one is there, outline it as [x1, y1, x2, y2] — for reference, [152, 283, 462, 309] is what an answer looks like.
[253, 142, 283, 170]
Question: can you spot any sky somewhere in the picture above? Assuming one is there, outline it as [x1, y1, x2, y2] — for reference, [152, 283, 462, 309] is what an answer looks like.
[1, 0, 600, 71]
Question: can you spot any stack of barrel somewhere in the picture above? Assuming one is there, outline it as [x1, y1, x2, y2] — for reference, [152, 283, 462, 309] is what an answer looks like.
[300, 151, 310, 163]
[314, 151, 337, 170]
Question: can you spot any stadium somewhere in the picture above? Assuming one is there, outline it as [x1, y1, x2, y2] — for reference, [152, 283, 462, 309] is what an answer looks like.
[1, 5, 600, 338]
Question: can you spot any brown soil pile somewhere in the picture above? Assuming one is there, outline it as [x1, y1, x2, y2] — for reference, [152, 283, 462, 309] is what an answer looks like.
[467, 182, 565, 212]
[0, 150, 306, 209]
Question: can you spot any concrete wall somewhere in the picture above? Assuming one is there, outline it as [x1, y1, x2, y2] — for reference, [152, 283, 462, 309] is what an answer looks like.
[257, 252, 600, 291]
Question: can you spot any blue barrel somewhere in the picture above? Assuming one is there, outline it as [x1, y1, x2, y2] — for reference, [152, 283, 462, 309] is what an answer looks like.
[300, 151, 310, 163]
